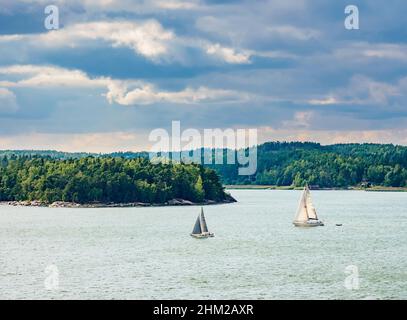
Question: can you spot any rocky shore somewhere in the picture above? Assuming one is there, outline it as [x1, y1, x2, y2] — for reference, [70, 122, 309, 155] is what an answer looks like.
[3, 194, 237, 208]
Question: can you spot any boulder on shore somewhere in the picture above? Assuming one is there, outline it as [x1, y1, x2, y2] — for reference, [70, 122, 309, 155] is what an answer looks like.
[167, 198, 195, 206]
[4, 196, 237, 208]
[49, 201, 80, 208]
[8, 200, 47, 207]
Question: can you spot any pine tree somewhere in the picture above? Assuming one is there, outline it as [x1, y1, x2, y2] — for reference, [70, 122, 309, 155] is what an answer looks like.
[194, 175, 205, 203]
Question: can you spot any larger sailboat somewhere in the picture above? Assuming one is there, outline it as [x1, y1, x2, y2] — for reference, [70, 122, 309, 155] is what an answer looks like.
[293, 185, 324, 227]
[190, 207, 214, 238]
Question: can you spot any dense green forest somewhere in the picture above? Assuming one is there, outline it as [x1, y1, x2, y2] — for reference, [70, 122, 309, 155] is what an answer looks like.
[1, 142, 407, 189]
[0, 156, 227, 204]
[208, 142, 407, 187]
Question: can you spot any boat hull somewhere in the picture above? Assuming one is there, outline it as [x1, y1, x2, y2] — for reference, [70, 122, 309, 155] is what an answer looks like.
[293, 220, 324, 227]
[190, 233, 215, 238]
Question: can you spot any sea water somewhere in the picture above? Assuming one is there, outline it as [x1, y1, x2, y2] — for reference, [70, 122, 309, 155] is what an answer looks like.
[0, 190, 406, 299]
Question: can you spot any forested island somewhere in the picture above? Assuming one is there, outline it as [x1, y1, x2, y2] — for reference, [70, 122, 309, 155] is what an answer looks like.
[0, 157, 234, 206]
[1, 142, 407, 198]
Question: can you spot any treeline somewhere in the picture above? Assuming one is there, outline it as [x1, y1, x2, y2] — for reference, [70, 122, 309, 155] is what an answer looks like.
[0, 150, 93, 160]
[2, 142, 407, 188]
[0, 157, 227, 204]
[210, 142, 407, 187]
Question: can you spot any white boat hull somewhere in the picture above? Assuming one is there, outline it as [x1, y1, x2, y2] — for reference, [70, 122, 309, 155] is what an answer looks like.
[293, 220, 324, 227]
[190, 233, 214, 238]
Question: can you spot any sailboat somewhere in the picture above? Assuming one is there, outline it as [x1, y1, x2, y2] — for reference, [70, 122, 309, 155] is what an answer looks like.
[190, 207, 215, 238]
[293, 184, 324, 227]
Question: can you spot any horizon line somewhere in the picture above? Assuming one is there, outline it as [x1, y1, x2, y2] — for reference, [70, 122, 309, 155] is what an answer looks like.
[0, 140, 405, 155]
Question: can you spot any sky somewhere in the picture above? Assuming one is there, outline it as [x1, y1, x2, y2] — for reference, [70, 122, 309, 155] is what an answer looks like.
[0, 0, 407, 152]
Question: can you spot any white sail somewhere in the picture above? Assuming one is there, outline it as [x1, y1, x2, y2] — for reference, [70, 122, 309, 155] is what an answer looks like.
[294, 187, 309, 222]
[305, 187, 318, 219]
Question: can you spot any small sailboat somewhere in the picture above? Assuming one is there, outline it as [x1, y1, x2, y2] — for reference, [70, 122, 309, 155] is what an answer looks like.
[293, 184, 324, 227]
[190, 207, 214, 238]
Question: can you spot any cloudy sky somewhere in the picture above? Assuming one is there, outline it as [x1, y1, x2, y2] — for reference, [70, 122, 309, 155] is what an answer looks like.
[0, 0, 406, 151]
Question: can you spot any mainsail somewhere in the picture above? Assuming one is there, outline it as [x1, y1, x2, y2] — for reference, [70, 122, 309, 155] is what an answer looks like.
[200, 208, 209, 233]
[294, 185, 318, 222]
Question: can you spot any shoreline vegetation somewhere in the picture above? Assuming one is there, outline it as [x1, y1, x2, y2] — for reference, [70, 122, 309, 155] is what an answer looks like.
[2, 142, 407, 189]
[0, 157, 236, 207]
[212, 142, 407, 187]
[0, 141, 406, 208]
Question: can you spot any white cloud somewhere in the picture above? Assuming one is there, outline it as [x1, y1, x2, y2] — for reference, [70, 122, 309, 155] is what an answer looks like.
[308, 97, 338, 105]
[0, 88, 19, 113]
[0, 88, 18, 113]
[0, 35, 24, 42]
[349, 76, 399, 105]
[307, 75, 403, 107]
[282, 111, 314, 129]
[39, 20, 173, 59]
[0, 19, 256, 64]
[106, 82, 247, 105]
[361, 44, 407, 61]
[266, 25, 320, 41]
[206, 43, 251, 64]
[0, 65, 109, 88]
[0, 64, 247, 106]
[0, 20, 174, 61]
[154, 0, 199, 10]
[335, 43, 407, 62]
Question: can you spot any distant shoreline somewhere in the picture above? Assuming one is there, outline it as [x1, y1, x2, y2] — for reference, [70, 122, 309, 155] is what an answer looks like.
[1, 196, 237, 209]
[225, 185, 407, 192]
